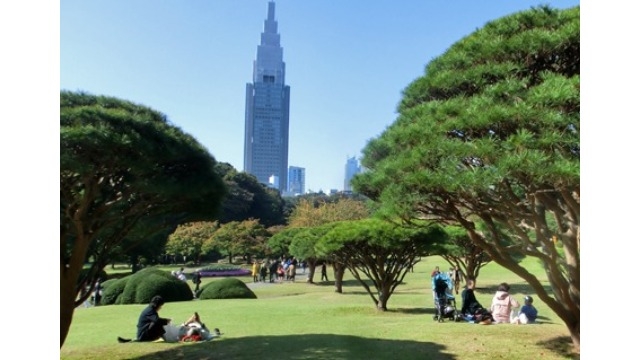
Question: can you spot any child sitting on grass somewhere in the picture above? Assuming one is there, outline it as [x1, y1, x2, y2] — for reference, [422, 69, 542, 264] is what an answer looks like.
[513, 295, 538, 324]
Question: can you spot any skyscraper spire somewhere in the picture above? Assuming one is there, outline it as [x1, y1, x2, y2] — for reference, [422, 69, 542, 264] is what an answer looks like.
[267, 1, 275, 22]
[244, 1, 291, 192]
[254, 1, 284, 85]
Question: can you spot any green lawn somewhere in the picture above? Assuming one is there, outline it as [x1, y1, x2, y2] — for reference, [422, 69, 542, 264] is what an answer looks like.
[61, 257, 578, 360]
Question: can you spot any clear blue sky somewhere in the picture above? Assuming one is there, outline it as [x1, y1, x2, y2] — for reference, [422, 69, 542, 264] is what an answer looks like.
[60, 0, 579, 192]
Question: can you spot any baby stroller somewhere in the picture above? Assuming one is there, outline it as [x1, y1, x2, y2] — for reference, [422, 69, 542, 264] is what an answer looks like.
[432, 272, 460, 322]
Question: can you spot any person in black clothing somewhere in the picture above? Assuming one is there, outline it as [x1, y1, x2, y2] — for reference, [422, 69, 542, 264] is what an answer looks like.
[321, 262, 329, 282]
[269, 260, 278, 283]
[118, 295, 170, 343]
[460, 278, 492, 323]
[259, 261, 268, 282]
[193, 271, 202, 293]
[460, 278, 480, 316]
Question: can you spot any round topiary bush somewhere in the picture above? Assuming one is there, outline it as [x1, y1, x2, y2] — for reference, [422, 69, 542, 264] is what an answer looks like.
[101, 267, 194, 305]
[198, 278, 257, 300]
[100, 277, 130, 305]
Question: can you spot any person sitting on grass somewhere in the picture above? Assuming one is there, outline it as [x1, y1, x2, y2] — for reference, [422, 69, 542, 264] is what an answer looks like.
[460, 278, 493, 324]
[118, 295, 170, 343]
[490, 282, 520, 324]
[118, 297, 222, 343]
[513, 295, 538, 324]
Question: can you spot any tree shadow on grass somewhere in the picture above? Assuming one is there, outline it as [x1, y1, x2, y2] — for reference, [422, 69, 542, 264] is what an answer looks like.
[390, 307, 433, 315]
[536, 336, 579, 359]
[311, 279, 369, 288]
[128, 334, 455, 360]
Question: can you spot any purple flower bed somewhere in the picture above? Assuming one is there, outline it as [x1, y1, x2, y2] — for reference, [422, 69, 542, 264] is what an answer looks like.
[199, 269, 251, 277]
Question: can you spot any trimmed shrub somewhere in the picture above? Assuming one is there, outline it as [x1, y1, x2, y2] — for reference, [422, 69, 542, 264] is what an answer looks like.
[102, 267, 193, 305]
[101, 277, 129, 305]
[198, 278, 257, 300]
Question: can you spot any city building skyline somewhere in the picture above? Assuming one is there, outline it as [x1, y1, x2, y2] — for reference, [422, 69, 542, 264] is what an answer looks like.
[344, 156, 361, 192]
[287, 166, 305, 196]
[61, 1, 580, 193]
[243, 1, 290, 192]
[268, 174, 280, 190]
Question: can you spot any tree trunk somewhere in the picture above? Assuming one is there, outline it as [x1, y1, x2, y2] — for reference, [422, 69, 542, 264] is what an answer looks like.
[377, 287, 390, 311]
[570, 319, 580, 353]
[306, 258, 317, 283]
[465, 226, 580, 354]
[333, 263, 345, 293]
[464, 263, 477, 282]
[60, 263, 78, 347]
[61, 223, 94, 348]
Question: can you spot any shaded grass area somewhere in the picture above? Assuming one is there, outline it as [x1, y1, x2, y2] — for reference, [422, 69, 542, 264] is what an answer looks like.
[63, 257, 578, 360]
[64, 334, 455, 360]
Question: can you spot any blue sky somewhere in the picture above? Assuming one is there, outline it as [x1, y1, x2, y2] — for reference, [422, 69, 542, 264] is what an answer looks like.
[60, 0, 579, 192]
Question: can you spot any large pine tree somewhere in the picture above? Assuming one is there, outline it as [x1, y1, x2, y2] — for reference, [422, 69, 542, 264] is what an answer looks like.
[354, 6, 580, 351]
[60, 91, 226, 347]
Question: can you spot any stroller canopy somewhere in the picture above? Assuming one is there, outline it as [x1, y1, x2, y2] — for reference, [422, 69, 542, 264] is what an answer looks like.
[432, 272, 454, 299]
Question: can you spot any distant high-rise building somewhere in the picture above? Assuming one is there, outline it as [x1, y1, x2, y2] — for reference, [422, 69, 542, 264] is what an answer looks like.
[244, 1, 290, 192]
[268, 174, 280, 190]
[344, 156, 361, 192]
[287, 166, 305, 195]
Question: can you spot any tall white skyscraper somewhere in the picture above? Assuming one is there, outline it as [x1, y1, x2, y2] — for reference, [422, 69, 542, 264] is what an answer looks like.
[244, 1, 290, 192]
[344, 156, 361, 192]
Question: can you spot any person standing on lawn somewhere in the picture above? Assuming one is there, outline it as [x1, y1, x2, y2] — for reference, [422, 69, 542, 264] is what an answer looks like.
[452, 266, 463, 294]
[252, 260, 259, 282]
[269, 259, 278, 283]
[193, 271, 202, 293]
[321, 262, 329, 282]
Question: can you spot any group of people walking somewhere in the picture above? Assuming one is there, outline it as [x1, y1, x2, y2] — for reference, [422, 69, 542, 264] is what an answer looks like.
[249, 258, 331, 283]
[252, 257, 301, 283]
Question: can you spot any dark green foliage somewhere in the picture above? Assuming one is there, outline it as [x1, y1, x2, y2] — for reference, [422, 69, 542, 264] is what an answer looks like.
[60, 90, 226, 345]
[317, 218, 445, 310]
[61, 90, 227, 296]
[198, 278, 257, 300]
[100, 267, 193, 305]
[353, 5, 580, 349]
[215, 163, 286, 227]
[78, 267, 108, 288]
[100, 277, 129, 305]
[431, 225, 492, 282]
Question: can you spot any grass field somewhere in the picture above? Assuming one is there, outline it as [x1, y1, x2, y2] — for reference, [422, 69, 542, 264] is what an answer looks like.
[61, 256, 578, 360]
